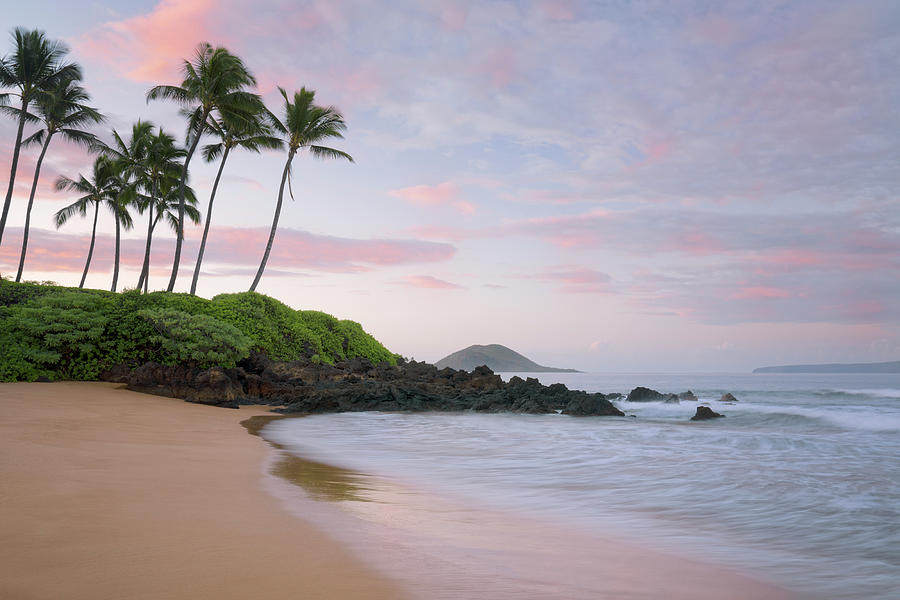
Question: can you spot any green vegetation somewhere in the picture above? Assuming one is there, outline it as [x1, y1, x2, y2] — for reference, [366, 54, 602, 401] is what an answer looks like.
[138, 308, 250, 369]
[0, 280, 397, 382]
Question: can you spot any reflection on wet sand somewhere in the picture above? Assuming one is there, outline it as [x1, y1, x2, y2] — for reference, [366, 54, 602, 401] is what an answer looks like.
[242, 415, 374, 503]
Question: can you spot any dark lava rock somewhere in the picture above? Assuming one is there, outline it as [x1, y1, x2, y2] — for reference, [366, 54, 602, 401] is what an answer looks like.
[663, 394, 680, 404]
[679, 390, 698, 402]
[691, 406, 724, 421]
[99, 363, 130, 383]
[606, 392, 624, 400]
[719, 392, 739, 403]
[562, 392, 624, 416]
[119, 354, 625, 417]
[186, 367, 246, 406]
[626, 387, 667, 402]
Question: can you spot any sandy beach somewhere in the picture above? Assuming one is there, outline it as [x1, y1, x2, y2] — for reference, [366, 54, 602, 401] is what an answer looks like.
[0, 382, 402, 600]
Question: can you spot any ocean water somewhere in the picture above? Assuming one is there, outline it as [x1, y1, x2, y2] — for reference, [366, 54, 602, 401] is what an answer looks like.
[260, 372, 900, 599]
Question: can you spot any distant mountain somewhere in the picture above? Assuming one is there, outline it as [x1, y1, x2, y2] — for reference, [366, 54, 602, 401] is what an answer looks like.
[753, 361, 900, 374]
[435, 344, 580, 373]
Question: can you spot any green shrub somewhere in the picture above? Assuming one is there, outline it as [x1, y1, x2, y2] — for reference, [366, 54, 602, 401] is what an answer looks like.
[0, 291, 114, 380]
[0, 281, 397, 381]
[137, 308, 251, 368]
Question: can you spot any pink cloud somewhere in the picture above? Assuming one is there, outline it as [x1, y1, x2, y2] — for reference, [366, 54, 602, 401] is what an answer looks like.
[730, 286, 793, 300]
[480, 48, 518, 89]
[402, 275, 462, 290]
[0, 226, 456, 276]
[537, 267, 613, 294]
[831, 299, 887, 321]
[668, 229, 726, 256]
[407, 226, 473, 242]
[390, 182, 457, 206]
[77, 0, 220, 83]
[537, 0, 577, 21]
[439, 5, 468, 31]
[511, 209, 612, 248]
[508, 189, 586, 205]
[688, 15, 742, 46]
[389, 182, 475, 215]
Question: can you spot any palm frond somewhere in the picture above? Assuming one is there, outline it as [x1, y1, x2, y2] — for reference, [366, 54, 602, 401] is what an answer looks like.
[0, 103, 39, 123]
[146, 84, 192, 105]
[58, 128, 99, 148]
[307, 145, 354, 162]
[22, 128, 46, 147]
[53, 195, 92, 228]
[201, 141, 225, 162]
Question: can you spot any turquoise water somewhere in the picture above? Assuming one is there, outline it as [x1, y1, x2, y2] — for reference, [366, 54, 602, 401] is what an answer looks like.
[262, 372, 900, 599]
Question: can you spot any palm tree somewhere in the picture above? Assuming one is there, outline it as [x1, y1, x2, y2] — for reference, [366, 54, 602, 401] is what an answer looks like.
[250, 87, 353, 292]
[189, 109, 282, 294]
[15, 77, 103, 281]
[146, 42, 261, 292]
[0, 27, 80, 248]
[106, 162, 135, 292]
[109, 124, 186, 292]
[54, 156, 117, 288]
[138, 176, 200, 292]
[103, 122, 153, 292]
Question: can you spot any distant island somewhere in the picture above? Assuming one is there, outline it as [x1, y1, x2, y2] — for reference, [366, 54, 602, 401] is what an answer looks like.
[435, 344, 580, 373]
[753, 360, 900, 374]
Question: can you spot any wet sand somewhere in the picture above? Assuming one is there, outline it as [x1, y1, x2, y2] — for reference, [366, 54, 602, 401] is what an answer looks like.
[0, 382, 402, 600]
[259, 430, 808, 600]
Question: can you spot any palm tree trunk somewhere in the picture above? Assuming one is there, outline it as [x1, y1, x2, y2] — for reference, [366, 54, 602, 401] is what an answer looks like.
[80, 201, 99, 288]
[0, 100, 30, 248]
[251, 152, 293, 292]
[166, 108, 209, 292]
[136, 202, 153, 291]
[190, 145, 230, 295]
[138, 180, 157, 292]
[15, 133, 53, 282]
[111, 209, 121, 292]
[145, 220, 156, 294]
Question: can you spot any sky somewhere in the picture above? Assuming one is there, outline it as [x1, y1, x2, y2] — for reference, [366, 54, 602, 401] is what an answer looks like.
[1, 0, 898, 371]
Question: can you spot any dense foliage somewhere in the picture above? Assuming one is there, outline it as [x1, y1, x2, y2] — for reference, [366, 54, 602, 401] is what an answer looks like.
[138, 308, 250, 369]
[0, 281, 397, 382]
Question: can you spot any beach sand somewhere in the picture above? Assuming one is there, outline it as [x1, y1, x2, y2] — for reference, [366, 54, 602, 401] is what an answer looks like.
[0, 382, 402, 600]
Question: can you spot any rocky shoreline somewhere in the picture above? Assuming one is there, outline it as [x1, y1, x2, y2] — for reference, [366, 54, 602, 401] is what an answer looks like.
[100, 353, 624, 416]
[100, 353, 732, 420]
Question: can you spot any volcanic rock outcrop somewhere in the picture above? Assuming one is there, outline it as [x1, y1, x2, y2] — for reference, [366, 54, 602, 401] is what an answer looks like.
[107, 353, 625, 417]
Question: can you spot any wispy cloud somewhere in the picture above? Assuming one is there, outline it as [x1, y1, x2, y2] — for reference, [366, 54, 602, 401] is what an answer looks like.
[401, 274, 463, 290]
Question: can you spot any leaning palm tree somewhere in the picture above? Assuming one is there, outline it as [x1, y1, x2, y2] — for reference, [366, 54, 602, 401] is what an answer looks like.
[54, 156, 117, 288]
[105, 161, 136, 292]
[0, 27, 80, 247]
[103, 121, 160, 292]
[15, 77, 103, 281]
[189, 109, 282, 294]
[250, 87, 353, 292]
[111, 124, 186, 292]
[138, 175, 200, 292]
[146, 42, 261, 292]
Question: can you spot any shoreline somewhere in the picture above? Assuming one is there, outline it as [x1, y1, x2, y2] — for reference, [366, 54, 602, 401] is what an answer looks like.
[0, 382, 403, 600]
[2, 381, 806, 599]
